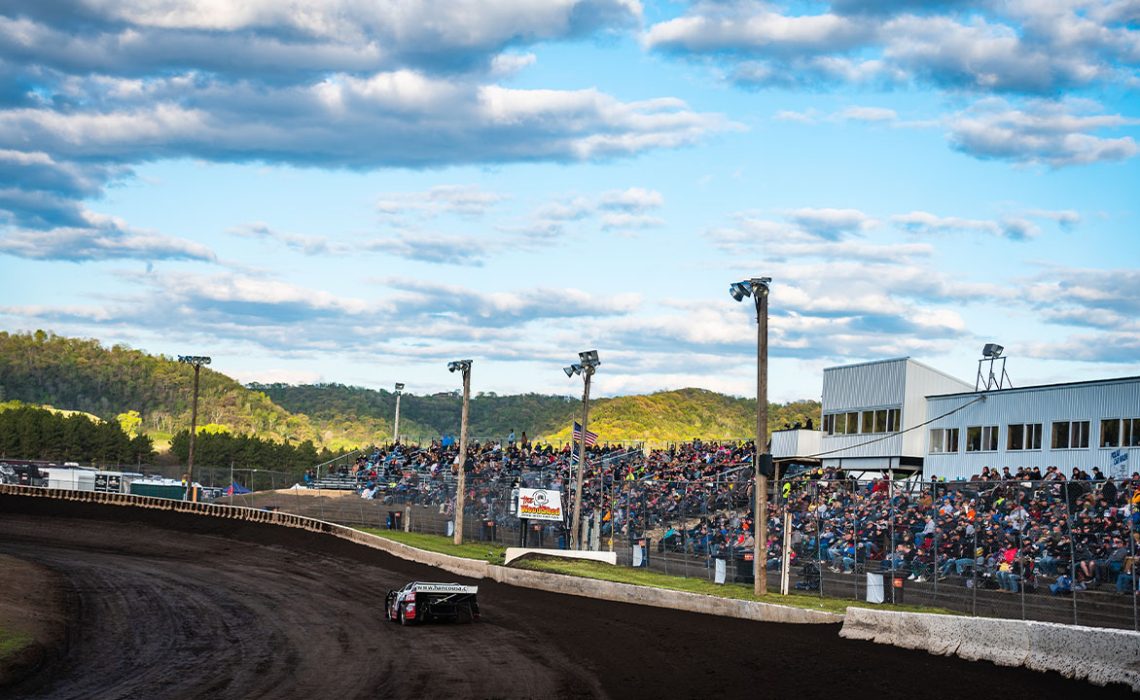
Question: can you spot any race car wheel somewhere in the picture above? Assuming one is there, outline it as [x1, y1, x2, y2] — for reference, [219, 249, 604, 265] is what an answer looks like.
[399, 604, 409, 626]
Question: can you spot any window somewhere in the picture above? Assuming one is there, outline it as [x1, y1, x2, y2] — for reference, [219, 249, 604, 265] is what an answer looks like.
[966, 426, 998, 452]
[874, 409, 887, 433]
[1051, 422, 1069, 449]
[983, 425, 999, 451]
[822, 414, 834, 435]
[886, 408, 900, 432]
[1052, 421, 1090, 449]
[861, 411, 874, 434]
[1008, 423, 1042, 451]
[1101, 418, 1140, 448]
[929, 428, 959, 454]
[966, 426, 981, 452]
[1101, 418, 1120, 447]
[846, 412, 859, 434]
[1071, 421, 1089, 449]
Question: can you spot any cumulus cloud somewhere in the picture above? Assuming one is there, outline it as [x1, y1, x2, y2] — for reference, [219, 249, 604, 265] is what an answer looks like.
[945, 98, 1139, 166]
[0, 0, 642, 79]
[516, 186, 667, 236]
[645, 2, 1140, 94]
[0, 215, 216, 262]
[0, 1, 726, 261]
[783, 207, 875, 240]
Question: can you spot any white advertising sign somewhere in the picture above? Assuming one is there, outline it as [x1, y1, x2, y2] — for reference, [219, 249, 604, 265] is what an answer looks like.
[517, 488, 564, 522]
[1110, 449, 1129, 478]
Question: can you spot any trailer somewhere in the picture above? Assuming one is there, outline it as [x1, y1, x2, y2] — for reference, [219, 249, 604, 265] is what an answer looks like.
[385, 582, 480, 625]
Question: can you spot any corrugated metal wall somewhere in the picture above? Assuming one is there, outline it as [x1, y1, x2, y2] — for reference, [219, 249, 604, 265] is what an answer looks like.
[820, 358, 973, 463]
[822, 358, 907, 409]
[923, 378, 1140, 480]
[903, 360, 974, 455]
[772, 429, 821, 459]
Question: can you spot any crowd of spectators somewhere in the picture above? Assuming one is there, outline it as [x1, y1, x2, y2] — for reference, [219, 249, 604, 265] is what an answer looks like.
[312, 437, 1139, 597]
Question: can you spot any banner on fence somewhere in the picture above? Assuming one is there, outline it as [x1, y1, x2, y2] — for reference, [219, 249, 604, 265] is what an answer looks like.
[1110, 449, 1129, 478]
[516, 488, 564, 522]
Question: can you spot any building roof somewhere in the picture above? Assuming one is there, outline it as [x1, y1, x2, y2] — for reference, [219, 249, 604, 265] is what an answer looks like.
[823, 356, 971, 388]
[927, 374, 1140, 399]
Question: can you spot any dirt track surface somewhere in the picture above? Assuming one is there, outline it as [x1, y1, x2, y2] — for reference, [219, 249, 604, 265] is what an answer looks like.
[0, 496, 1133, 700]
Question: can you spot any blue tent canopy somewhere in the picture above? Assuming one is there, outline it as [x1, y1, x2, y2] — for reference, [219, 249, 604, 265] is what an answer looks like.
[224, 482, 252, 495]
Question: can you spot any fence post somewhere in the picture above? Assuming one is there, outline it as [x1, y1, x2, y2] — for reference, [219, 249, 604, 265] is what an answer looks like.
[1063, 482, 1078, 626]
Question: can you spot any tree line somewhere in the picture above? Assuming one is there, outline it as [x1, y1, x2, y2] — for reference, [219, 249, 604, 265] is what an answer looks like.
[168, 430, 339, 475]
[0, 404, 155, 465]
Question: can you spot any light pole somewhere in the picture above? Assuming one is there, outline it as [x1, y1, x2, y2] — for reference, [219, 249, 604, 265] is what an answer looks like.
[564, 350, 600, 551]
[177, 355, 211, 501]
[730, 278, 772, 596]
[393, 382, 405, 445]
[448, 360, 472, 545]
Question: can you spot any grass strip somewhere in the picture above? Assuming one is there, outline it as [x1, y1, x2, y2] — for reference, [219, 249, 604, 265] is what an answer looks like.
[358, 528, 506, 564]
[356, 529, 960, 617]
[511, 557, 961, 616]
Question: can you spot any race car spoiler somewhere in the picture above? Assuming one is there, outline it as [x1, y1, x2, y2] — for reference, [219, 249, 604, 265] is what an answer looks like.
[413, 583, 479, 594]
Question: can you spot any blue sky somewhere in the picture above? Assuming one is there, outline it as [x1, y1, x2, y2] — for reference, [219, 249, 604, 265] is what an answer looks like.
[1, 0, 1138, 402]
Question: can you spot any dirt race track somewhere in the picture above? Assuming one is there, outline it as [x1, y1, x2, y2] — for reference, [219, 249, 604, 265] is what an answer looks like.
[0, 497, 1133, 700]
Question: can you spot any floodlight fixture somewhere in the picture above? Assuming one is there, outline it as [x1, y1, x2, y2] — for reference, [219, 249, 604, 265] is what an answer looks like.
[563, 366, 577, 378]
[394, 382, 405, 392]
[448, 359, 472, 373]
[729, 281, 751, 302]
[178, 355, 212, 366]
[578, 349, 600, 368]
[982, 343, 1004, 358]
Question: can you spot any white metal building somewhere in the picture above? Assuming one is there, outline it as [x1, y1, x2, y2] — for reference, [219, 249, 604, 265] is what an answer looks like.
[818, 358, 974, 473]
[922, 376, 1140, 481]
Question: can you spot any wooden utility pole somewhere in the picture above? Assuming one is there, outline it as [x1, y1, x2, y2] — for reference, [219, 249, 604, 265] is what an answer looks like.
[571, 366, 594, 550]
[453, 362, 472, 545]
[178, 355, 211, 500]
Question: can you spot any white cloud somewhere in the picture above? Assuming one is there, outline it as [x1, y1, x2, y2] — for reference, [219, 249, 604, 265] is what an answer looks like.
[836, 105, 897, 122]
[646, 2, 1140, 94]
[945, 98, 1139, 166]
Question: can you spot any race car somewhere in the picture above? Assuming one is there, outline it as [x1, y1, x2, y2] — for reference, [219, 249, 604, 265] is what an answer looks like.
[385, 581, 480, 625]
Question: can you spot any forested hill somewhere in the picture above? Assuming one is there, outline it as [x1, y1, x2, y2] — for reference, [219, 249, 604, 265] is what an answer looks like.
[0, 330, 821, 450]
[252, 383, 580, 442]
[0, 330, 319, 446]
[255, 384, 821, 445]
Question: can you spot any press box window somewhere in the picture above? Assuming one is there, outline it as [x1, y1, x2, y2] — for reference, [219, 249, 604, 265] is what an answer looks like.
[1007, 423, 1042, 451]
[1100, 418, 1140, 448]
[929, 428, 959, 454]
[1052, 420, 1089, 449]
[965, 426, 998, 452]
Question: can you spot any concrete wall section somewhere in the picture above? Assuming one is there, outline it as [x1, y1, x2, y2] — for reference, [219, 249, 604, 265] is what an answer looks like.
[490, 567, 839, 624]
[840, 607, 1140, 692]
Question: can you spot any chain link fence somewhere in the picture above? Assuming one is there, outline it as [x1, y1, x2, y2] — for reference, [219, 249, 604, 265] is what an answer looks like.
[218, 468, 1138, 631]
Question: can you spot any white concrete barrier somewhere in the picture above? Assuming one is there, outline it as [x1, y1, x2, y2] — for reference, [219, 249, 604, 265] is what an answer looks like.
[840, 607, 1139, 692]
[503, 547, 617, 566]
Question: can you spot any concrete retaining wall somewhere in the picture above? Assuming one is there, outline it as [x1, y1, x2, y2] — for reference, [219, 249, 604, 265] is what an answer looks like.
[0, 485, 838, 625]
[840, 607, 1140, 692]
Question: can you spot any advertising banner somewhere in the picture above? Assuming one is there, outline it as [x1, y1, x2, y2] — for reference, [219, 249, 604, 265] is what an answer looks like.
[517, 488, 563, 522]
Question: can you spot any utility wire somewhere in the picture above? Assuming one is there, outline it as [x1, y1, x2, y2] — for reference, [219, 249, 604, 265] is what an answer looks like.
[802, 395, 987, 460]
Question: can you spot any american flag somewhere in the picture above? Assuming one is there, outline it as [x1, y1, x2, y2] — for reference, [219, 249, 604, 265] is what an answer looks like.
[572, 421, 598, 447]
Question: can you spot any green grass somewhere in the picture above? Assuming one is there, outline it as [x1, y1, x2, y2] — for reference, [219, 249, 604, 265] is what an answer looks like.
[0, 628, 32, 662]
[511, 557, 961, 616]
[355, 529, 960, 617]
[358, 528, 507, 564]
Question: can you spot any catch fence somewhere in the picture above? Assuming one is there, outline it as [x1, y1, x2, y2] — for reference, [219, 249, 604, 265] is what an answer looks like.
[218, 472, 1138, 631]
